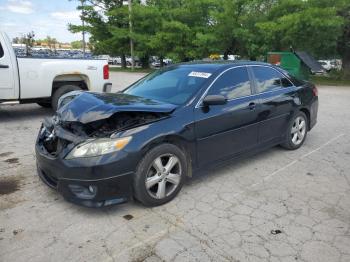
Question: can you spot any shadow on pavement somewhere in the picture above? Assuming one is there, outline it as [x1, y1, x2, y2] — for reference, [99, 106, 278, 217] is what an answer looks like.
[0, 104, 53, 123]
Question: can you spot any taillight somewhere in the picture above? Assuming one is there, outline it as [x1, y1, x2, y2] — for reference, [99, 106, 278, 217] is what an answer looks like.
[312, 86, 318, 96]
[103, 64, 109, 80]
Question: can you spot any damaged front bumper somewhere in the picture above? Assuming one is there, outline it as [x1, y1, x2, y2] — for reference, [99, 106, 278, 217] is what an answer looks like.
[35, 124, 137, 208]
[35, 92, 175, 207]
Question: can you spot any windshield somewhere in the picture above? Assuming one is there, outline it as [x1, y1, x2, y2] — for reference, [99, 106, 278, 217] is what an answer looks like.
[124, 66, 215, 105]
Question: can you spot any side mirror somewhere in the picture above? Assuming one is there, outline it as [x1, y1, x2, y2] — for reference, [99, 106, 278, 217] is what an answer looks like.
[202, 95, 227, 106]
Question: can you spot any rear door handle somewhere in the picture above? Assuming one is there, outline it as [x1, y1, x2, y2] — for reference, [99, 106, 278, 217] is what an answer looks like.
[248, 102, 256, 110]
[0, 64, 9, 68]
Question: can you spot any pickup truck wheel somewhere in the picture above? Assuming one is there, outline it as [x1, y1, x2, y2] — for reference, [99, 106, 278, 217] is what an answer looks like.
[37, 102, 52, 108]
[52, 85, 81, 111]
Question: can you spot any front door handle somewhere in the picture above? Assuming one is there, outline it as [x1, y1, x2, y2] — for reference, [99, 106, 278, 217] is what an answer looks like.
[0, 64, 9, 68]
[248, 102, 256, 110]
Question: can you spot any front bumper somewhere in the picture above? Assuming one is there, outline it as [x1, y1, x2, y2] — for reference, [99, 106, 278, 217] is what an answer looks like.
[35, 143, 136, 208]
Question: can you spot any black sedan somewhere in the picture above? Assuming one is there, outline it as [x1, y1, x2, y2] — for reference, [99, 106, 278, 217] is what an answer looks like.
[35, 61, 318, 207]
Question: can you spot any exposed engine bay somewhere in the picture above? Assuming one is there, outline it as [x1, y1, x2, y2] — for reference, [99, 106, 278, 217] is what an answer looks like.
[38, 111, 167, 156]
[61, 111, 166, 138]
[37, 91, 176, 156]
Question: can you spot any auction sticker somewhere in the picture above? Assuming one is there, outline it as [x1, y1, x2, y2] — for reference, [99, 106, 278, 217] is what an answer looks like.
[188, 71, 212, 78]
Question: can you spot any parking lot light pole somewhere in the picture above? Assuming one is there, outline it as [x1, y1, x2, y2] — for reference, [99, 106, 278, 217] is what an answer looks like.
[81, 0, 86, 58]
[128, 0, 135, 71]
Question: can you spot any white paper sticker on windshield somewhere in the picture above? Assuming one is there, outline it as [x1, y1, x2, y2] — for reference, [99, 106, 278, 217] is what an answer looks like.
[188, 71, 212, 78]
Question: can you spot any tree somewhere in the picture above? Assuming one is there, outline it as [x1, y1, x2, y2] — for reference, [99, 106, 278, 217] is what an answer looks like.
[69, 0, 130, 67]
[12, 37, 20, 44]
[71, 40, 83, 49]
[45, 36, 58, 51]
[22, 31, 35, 56]
[256, 0, 343, 59]
[67, 0, 349, 72]
[145, 0, 218, 62]
[336, 0, 350, 74]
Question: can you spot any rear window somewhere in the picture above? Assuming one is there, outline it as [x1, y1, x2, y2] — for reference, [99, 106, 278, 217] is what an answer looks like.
[0, 41, 4, 58]
[278, 68, 304, 86]
[252, 66, 284, 92]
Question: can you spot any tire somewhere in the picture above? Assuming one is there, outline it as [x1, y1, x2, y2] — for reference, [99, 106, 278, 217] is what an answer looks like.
[133, 143, 187, 207]
[37, 102, 52, 108]
[51, 84, 81, 111]
[281, 111, 308, 150]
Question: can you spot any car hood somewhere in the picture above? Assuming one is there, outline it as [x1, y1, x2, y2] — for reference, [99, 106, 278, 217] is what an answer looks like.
[57, 91, 177, 124]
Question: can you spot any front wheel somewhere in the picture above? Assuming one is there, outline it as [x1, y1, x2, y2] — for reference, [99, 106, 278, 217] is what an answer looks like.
[281, 111, 308, 150]
[133, 144, 187, 206]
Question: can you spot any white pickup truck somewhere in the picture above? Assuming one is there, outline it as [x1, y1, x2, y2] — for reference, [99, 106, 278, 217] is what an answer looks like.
[0, 32, 112, 110]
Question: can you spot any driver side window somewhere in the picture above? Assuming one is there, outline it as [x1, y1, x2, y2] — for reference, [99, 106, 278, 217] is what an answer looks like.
[207, 67, 252, 99]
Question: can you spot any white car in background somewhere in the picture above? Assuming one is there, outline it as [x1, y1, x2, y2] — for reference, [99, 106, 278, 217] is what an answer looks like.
[318, 59, 342, 72]
[0, 31, 112, 110]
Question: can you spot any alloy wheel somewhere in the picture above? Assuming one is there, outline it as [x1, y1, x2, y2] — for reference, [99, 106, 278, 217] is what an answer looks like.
[145, 154, 182, 199]
[291, 116, 306, 145]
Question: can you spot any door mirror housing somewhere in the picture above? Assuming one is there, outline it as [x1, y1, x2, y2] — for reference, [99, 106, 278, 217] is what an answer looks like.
[202, 95, 227, 106]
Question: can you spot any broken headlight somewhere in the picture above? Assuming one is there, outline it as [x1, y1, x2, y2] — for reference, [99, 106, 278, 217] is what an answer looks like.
[65, 136, 132, 159]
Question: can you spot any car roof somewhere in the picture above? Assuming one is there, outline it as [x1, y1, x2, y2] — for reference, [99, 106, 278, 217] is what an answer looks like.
[172, 60, 273, 71]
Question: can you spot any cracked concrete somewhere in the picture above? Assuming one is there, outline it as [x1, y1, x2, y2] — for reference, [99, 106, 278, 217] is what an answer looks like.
[0, 73, 350, 262]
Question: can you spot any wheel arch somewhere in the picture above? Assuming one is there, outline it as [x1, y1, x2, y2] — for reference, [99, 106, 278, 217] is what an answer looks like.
[52, 74, 90, 96]
[299, 107, 311, 130]
[140, 135, 194, 177]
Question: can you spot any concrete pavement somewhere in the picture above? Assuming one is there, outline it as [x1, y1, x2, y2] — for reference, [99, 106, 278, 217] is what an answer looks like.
[0, 73, 349, 262]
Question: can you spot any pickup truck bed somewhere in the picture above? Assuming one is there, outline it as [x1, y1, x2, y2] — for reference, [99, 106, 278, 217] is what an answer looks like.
[0, 31, 112, 110]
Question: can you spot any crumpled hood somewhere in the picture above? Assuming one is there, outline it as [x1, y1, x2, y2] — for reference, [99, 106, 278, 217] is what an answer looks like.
[57, 91, 177, 124]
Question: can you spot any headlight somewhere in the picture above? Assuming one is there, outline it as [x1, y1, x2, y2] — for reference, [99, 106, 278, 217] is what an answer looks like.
[66, 136, 132, 159]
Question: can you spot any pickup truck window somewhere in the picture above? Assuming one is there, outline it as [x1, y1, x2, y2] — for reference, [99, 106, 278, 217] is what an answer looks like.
[0, 41, 4, 58]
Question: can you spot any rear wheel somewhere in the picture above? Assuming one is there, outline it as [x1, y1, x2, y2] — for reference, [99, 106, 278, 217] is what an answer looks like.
[133, 144, 187, 206]
[281, 111, 308, 150]
[51, 84, 81, 111]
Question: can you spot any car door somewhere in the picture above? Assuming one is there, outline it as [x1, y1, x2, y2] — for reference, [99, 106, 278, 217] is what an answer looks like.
[0, 36, 15, 99]
[194, 66, 261, 166]
[249, 65, 296, 145]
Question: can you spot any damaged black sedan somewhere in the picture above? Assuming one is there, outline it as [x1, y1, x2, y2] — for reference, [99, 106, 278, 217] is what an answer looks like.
[36, 61, 318, 207]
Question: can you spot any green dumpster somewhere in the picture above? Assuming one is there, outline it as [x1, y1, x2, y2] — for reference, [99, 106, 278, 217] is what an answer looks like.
[268, 51, 326, 80]
[267, 51, 310, 80]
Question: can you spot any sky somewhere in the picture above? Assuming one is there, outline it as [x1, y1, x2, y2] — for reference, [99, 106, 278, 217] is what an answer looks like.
[0, 0, 85, 43]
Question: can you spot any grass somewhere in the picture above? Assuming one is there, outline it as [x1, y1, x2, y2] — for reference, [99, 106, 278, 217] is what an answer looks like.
[311, 75, 350, 86]
[310, 70, 350, 86]
[109, 66, 154, 73]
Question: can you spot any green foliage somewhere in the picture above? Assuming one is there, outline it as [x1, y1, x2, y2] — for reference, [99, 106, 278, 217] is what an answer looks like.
[257, 1, 343, 57]
[70, 40, 83, 49]
[311, 69, 350, 86]
[37, 36, 59, 50]
[68, 0, 349, 70]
